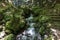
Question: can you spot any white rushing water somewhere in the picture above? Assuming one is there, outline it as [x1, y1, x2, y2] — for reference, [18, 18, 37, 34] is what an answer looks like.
[16, 14, 41, 40]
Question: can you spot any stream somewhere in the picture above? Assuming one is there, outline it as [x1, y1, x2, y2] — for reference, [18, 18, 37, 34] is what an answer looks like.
[16, 14, 42, 40]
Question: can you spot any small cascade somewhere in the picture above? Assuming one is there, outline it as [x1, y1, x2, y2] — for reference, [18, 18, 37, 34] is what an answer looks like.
[16, 14, 41, 40]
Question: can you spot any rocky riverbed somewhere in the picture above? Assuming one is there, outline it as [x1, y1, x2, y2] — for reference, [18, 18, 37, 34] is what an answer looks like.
[0, 27, 60, 40]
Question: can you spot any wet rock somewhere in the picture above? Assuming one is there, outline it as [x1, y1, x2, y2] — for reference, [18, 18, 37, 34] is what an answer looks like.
[51, 28, 60, 40]
[0, 31, 6, 39]
[0, 25, 6, 39]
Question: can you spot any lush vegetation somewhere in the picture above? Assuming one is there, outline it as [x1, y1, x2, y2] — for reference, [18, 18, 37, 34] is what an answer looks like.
[0, 0, 60, 40]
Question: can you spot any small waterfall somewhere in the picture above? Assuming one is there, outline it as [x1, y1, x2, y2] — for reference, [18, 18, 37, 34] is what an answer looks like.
[16, 14, 41, 40]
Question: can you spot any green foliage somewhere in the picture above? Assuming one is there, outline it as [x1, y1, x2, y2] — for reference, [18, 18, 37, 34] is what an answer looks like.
[31, 5, 51, 36]
[35, 15, 50, 23]
[0, 2, 51, 40]
[31, 5, 42, 16]
[0, 3, 26, 34]
[35, 16, 51, 35]
[44, 35, 53, 40]
[39, 26, 45, 35]
[54, 4, 60, 9]
[0, 0, 59, 40]
[4, 7, 26, 34]
[3, 4, 51, 35]
[4, 34, 15, 40]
